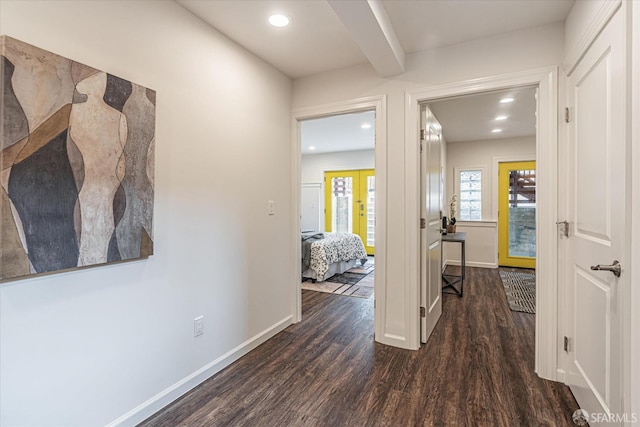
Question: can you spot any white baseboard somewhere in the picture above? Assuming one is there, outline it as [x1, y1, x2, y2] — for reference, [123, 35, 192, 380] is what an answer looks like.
[554, 368, 566, 384]
[444, 260, 497, 269]
[107, 315, 294, 427]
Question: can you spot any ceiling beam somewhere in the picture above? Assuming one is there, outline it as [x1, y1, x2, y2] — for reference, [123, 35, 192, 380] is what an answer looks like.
[327, 0, 405, 77]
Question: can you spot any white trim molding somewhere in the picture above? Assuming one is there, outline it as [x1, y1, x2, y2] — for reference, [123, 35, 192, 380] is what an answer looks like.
[564, 0, 622, 74]
[627, 0, 640, 419]
[405, 67, 559, 380]
[106, 316, 293, 427]
[290, 96, 388, 344]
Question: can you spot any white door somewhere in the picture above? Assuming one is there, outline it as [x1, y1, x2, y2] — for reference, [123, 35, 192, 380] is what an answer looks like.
[420, 105, 442, 343]
[301, 183, 322, 231]
[565, 7, 627, 422]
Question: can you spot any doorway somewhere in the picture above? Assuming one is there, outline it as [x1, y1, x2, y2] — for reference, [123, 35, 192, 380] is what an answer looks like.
[292, 96, 386, 329]
[324, 169, 375, 255]
[406, 68, 558, 376]
[498, 161, 536, 268]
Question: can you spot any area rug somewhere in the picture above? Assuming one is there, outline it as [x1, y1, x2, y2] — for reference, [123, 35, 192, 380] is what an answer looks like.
[302, 262, 374, 299]
[499, 270, 536, 314]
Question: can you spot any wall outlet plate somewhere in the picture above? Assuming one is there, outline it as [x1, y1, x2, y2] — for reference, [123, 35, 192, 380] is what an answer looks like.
[194, 316, 204, 337]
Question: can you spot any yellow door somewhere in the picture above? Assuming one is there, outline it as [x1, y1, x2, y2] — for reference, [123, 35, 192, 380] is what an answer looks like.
[324, 169, 375, 255]
[498, 161, 536, 268]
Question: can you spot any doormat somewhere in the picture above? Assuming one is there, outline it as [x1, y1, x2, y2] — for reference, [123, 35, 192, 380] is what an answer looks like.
[499, 270, 536, 314]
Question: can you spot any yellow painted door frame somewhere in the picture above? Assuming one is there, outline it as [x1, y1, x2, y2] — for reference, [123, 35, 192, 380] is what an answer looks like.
[498, 161, 536, 268]
[324, 169, 375, 255]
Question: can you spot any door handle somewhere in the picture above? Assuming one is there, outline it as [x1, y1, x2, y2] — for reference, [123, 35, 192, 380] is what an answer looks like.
[590, 260, 621, 277]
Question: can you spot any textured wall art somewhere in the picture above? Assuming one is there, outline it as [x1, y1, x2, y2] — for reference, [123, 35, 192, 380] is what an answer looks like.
[0, 35, 155, 280]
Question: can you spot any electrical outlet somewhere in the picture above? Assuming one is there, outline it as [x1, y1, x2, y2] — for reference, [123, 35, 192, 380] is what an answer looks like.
[194, 316, 204, 337]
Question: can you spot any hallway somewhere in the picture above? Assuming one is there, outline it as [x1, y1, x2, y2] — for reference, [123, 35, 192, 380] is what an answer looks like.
[141, 267, 578, 426]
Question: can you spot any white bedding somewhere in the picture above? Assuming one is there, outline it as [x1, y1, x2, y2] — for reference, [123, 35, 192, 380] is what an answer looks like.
[303, 232, 367, 282]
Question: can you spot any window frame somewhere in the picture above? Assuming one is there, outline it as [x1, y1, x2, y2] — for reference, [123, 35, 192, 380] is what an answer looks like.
[455, 166, 486, 222]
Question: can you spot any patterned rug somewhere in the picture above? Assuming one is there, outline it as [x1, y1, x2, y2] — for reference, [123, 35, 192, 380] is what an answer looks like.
[499, 270, 536, 314]
[302, 258, 374, 299]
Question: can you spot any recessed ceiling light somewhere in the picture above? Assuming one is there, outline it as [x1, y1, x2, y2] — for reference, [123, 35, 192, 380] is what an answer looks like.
[495, 115, 508, 121]
[492, 129, 503, 133]
[308, 146, 316, 150]
[268, 14, 290, 27]
[361, 123, 371, 129]
[500, 97, 514, 104]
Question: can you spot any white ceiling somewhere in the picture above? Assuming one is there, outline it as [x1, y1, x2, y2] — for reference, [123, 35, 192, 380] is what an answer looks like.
[429, 87, 537, 143]
[301, 111, 375, 154]
[299, 88, 536, 154]
[177, 0, 574, 79]
[177, 0, 368, 78]
[177, 0, 569, 149]
[383, 0, 574, 55]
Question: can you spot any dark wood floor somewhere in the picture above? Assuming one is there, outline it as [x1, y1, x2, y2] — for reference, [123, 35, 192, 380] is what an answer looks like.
[139, 267, 578, 426]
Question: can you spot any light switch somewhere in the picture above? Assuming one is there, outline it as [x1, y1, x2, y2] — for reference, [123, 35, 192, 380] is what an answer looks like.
[268, 200, 275, 215]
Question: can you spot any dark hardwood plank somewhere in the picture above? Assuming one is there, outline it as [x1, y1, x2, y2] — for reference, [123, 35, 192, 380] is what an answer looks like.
[139, 267, 578, 426]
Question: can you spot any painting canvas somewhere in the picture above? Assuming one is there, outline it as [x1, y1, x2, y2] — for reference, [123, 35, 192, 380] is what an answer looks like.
[0, 35, 155, 280]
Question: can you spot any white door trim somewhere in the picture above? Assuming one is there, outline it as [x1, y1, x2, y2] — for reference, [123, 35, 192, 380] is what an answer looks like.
[290, 96, 387, 339]
[405, 67, 559, 379]
[563, 0, 622, 75]
[630, 0, 640, 419]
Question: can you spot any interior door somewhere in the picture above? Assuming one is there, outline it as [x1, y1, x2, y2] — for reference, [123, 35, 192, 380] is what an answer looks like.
[301, 183, 322, 232]
[324, 169, 375, 255]
[564, 7, 626, 421]
[498, 161, 536, 268]
[420, 105, 442, 343]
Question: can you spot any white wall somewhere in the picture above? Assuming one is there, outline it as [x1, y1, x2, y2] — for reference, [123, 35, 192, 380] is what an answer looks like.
[301, 149, 374, 232]
[301, 149, 374, 183]
[293, 23, 565, 349]
[0, 1, 292, 426]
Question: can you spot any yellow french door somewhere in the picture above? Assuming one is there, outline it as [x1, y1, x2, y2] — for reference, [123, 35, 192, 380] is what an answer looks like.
[498, 161, 536, 268]
[324, 169, 375, 255]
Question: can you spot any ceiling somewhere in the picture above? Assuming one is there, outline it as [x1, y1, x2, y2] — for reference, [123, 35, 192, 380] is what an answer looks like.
[301, 111, 375, 154]
[177, 0, 368, 78]
[177, 0, 574, 79]
[177, 0, 569, 149]
[298, 88, 536, 154]
[429, 87, 537, 143]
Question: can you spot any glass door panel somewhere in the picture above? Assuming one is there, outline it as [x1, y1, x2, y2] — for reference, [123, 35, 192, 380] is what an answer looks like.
[330, 175, 353, 234]
[508, 168, 536, 258]
[359, 171, 375, 254]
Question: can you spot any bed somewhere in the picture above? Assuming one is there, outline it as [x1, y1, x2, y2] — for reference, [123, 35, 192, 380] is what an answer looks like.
[301, 231, 368, 282]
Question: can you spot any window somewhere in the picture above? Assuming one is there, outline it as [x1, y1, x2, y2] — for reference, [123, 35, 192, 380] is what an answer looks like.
[458, 169, 482, 221]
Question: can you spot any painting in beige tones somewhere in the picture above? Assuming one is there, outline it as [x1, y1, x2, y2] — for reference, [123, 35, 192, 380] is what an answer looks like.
[0, 35, 155, 280]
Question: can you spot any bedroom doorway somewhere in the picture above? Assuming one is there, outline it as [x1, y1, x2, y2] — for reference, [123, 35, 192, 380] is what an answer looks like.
[324, 169, 375, 255]
[298, 110, 377, 303]
[292, 96, 386, 340]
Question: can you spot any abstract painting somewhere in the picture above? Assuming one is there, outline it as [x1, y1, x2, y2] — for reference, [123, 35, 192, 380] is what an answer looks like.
[1, 36, 155, 280]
